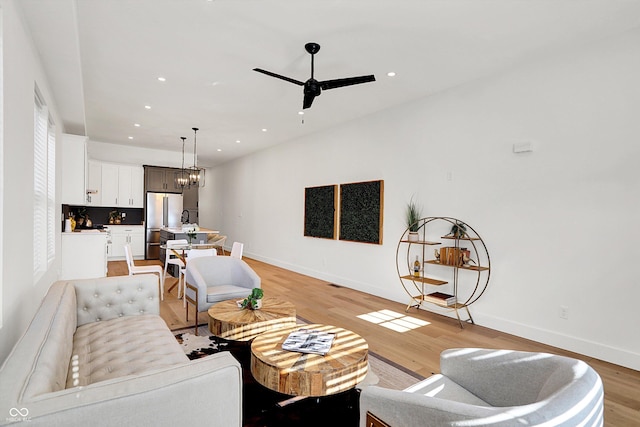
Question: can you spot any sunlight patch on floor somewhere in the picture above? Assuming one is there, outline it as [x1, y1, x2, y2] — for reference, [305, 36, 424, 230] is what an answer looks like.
[357, 309, 430, 332]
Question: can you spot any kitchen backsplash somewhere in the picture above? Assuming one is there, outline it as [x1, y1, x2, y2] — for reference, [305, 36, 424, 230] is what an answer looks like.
[62, 205, 144, 228]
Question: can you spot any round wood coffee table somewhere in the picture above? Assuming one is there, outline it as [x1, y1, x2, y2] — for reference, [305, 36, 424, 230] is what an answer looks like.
[208, 297, 296, 341]
[250, 324, 369, 397]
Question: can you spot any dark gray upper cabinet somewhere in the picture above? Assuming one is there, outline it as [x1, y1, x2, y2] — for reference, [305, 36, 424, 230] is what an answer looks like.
[144, 166, 181, 193]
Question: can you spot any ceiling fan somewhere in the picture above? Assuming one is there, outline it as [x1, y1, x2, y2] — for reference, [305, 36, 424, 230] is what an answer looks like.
[253, 42, 376, 109]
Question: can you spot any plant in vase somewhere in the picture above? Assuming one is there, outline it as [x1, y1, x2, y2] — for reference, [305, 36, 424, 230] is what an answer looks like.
[186, 231, 197, 248]
[405, 196, 422, 242]
[240, 288, 264, 310]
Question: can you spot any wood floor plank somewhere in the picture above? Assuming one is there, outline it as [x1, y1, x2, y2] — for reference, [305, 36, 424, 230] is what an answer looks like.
[108, 257, 640, 426]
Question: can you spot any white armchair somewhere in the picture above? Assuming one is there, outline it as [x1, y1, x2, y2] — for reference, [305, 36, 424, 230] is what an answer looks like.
[184, 256, 261, 335]
[359, 348, 604, 427]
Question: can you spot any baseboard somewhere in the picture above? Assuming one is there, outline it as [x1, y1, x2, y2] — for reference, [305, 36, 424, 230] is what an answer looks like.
[245, 252, 640, 371]
[474, 312, 640, 371]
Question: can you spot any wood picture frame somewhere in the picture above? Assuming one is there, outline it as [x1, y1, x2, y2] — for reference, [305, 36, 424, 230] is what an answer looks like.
[339, 180, 384, 244]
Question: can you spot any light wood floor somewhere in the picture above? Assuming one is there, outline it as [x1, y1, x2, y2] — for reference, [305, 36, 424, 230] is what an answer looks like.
[108, 257, 640, 426]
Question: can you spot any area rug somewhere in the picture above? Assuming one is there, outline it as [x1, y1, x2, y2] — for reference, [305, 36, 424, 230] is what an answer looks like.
[174, 325, 424, 391]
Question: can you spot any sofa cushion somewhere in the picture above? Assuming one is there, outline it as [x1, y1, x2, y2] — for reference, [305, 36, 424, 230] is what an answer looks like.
[404, 374, 490, 407]
[67, 314, 188, 387]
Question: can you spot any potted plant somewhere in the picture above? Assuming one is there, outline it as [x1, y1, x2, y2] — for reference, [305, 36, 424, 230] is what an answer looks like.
[108, 209, 121, 224]
[405, 196, 422, 242]
[240, 288, 264, 310]
[448, 221, 467, 239]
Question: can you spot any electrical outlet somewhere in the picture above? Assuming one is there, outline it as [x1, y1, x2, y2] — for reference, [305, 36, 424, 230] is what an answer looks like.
[559, 305, 569, 320]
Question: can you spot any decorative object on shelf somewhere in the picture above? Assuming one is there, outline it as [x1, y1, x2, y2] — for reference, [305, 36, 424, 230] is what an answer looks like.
[405, 196, 422, 242]
[413, 255, 421, 277]
[395, 217, 490, 328]
[176, 136, 189, 190]
[187, 127, 204, 187]
[240, 288, 264, 310]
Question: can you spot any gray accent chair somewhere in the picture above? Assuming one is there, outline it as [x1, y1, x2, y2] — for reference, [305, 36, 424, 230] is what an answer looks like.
[184, 256, 261, 335]
[359, 348, 604, 427]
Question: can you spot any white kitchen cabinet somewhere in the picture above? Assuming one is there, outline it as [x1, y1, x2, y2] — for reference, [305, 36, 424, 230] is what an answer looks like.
[101, 163, 120, 206]
[86, 160, 102, 205]
[100, 163, 144, 208]
[60, 232, 108, 279]
[108, 225, 144, 260]
[119, 165, 144, 207]
[61, 134, 87, 205]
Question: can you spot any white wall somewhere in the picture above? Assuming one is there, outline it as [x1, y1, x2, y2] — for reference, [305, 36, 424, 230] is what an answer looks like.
[202, 29, 640, 370]
[0, 0, 65, 361]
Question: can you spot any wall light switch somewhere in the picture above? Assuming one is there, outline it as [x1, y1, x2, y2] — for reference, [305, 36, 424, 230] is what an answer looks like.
[513, 141, 534, 153]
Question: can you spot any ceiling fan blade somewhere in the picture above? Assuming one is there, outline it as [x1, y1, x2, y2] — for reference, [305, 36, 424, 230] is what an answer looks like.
[319, 75, 376, 90]
[253, 68, 304, 86]
[303, 92, 316, 109]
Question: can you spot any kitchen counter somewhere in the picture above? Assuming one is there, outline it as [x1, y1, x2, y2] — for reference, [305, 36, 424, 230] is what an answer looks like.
[161, 227, 219, 234]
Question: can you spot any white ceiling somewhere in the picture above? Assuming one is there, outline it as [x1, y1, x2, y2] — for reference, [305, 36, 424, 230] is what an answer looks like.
[18, 0, 640, 167]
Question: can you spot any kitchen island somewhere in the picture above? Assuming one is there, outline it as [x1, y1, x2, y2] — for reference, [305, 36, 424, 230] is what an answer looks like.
[160, 227, 219, 276]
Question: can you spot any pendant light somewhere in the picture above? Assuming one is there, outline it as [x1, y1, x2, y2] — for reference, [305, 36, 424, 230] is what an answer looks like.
[175, 136, 189, 190]
[188, 127, 204, 186]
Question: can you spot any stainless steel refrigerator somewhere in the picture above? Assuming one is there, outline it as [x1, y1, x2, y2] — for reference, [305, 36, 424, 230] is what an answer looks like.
[145, 192, 183, 259]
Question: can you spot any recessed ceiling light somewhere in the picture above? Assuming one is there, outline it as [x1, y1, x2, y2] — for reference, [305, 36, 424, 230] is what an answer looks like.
[387, 72, 396, 77]
[128, 136, 133, 140]
[134, 123, 141, 127]
[144, 105, 151, 109]
[217, 148, 222, 152]
[157, 77, 166, 82]
[262, 128, 267, 132]
[298, 111, 304, 115]
[236, 140, 241, 144]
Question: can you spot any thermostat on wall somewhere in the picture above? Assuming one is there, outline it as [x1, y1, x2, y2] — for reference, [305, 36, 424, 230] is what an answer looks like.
[513, 141, 534, 153]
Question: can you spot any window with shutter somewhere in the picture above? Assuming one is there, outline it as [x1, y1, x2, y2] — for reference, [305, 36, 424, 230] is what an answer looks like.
[33, 89, 56, 277]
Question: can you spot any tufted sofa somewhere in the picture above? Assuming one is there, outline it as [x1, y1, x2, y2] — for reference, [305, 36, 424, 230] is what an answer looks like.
[0, 274, 242, 426]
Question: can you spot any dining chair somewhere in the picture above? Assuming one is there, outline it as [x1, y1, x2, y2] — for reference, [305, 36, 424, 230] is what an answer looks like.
[207, 234, 227, 255]
[178, 248, 217, 306]
[124, 244, 165, 300]
[164, 239, 188, 294]
[230, 242, 244, 259]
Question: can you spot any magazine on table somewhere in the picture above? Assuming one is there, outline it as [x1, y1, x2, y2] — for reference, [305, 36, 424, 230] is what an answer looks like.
[281, 329, 336, 355]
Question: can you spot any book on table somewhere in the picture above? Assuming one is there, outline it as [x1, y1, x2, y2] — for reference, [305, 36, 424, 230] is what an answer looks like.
[282, 329, 336, 355]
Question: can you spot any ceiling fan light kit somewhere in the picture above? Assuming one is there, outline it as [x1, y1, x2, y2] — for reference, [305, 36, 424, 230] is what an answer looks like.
[254, 42, 376, 109]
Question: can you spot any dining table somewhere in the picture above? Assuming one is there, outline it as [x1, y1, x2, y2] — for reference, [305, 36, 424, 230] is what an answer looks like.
[160, 243, 221, 293]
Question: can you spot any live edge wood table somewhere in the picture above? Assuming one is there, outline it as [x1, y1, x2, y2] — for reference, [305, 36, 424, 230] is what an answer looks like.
[250, 324, 369, 397]
[208, 297, 297, 341]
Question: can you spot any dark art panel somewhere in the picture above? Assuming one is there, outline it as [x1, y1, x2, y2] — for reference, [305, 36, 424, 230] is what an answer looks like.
[339, 180, 384, 244]
[304, 185, 337, 239]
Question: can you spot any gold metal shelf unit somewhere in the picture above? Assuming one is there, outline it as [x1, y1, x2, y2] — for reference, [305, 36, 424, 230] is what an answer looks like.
[395, 216, 491, 328]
